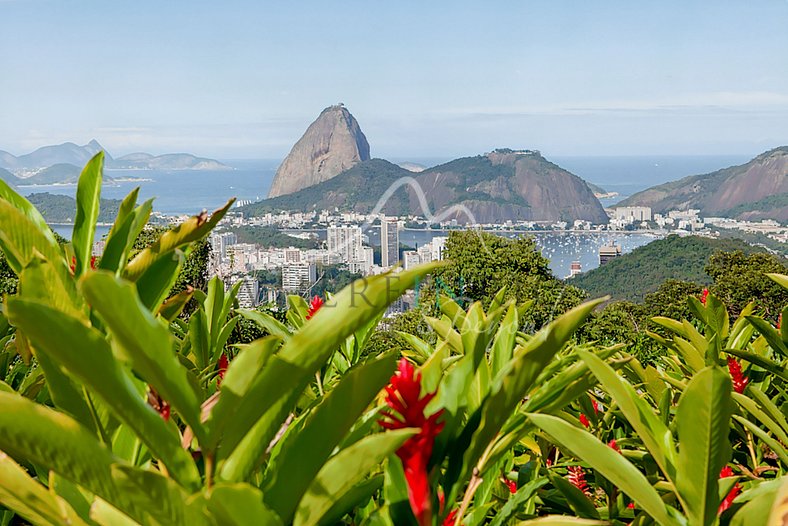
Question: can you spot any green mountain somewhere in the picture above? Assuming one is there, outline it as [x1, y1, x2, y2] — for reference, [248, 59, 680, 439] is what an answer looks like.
[244, 149, 609, 224]
[572, 235, 764, 302]
[618, 146, 788, 221]
[26, 193, 122, 223]
[0, 167, 21, 186]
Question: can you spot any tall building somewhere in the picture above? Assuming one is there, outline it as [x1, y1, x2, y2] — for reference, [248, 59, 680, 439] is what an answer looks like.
[327, 225, 364, 263]
[235, 276, 259, 308]
[567, 261, 582, 278]
[599, 242, 622, 266]
[282, 262, 317, 292]
[380, 218, 399, 268]
[613, 206, 652, 222]
[402, 250, 420, 270]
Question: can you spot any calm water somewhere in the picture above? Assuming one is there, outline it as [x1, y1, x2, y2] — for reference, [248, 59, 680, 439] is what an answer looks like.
[41, 155, 744, 276]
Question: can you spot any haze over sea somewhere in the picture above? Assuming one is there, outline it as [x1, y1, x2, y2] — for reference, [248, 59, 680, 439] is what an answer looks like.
[42, 154, 752, 277]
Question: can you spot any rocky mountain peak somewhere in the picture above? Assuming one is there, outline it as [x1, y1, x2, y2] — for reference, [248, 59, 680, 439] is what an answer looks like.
[267, 105, 371, 198]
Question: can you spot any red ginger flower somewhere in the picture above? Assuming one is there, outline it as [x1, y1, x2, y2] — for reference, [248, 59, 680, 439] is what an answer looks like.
[306, 295, 324, 319]
[217, 353, 229, 388]
[701, 288, 709, 305]
[380, 359, 444, 526]
[608, 439, 621, 452]
[719, 466, 741, 514]
[442, 509, 458, 526]
[505, 479, 517, 494]
[146, 387, 170, 421]
[727, 357, 749, 394]
[579, 413, 590, 428]
[567, 465, 592, 497]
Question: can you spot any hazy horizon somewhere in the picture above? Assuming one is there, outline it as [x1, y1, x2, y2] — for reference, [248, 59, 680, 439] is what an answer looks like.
[2, 1, 787, 159]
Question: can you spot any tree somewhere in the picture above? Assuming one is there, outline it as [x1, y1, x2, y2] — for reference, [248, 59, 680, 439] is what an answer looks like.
[706, 250, 788, 321]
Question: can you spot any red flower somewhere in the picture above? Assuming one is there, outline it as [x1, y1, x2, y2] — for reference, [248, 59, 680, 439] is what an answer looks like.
[608, 439, 621, 452]
[567, 465, 592, 497]
[719, 466, 741, 514]
[727, 358, 749, 394]
[591, 398, 600, 414]
[701, 288, 709, 305]
[579, 413, 590, 428]
[69, 256, 98, 274]
[380, 359, 444, 526]
[306, 295, 324, 319]
[442, 509, 458, 526]
[505, 479, 517, 494]
[628, 502, 635, 509]
[217, 353, 229, 388]
[146, 387, 170, 421]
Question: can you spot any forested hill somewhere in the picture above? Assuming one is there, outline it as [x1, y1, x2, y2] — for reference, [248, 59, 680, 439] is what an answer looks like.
[26, 193, 122, 223]
[571, 235, 765, 301]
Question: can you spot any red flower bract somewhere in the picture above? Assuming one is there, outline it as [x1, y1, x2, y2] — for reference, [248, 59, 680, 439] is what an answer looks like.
[727, 357, 749, 394]
[608, 439, 621, 452]
[579, 413, 590, 428]
[700, 288, 709, 305]
[505, 479, 517, 494]
[380, 359, 444, 526]
[306, 295, 324, 319]
[217, 353, 229, 388]
[567, 465, 592, 497]
[719, 466, 741, 514]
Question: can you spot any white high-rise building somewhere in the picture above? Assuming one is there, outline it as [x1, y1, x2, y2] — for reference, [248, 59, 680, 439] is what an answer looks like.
[282, 262, 317, 292]
[380, 218, 399, 268]
[327, 225, 364, 264]
[235, 276, 259, 308]
[403, 250, 421, 270]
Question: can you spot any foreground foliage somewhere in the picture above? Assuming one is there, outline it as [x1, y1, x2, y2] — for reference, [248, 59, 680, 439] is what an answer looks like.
[0, 155, 785, 525]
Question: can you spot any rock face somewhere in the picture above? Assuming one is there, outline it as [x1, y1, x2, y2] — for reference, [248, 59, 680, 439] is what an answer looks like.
[618, 146, 788, 221]
[268, 105, 370, 198]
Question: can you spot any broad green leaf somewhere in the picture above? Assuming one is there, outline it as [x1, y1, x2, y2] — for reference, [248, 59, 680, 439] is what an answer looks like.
[0, 392, 193, 525]
[675, 366, 733, 526]
[426, 316, 463, 353]
[90, 498, 142, 526]
[81, 272, 205, 446]
[99, 195, 153, 274]
[395, 331, 433, 362]
[577, 349, 677, 481]
[217, 263, 443, 477]
[490, 303, 518, 377]
[528, 413, 681, 526]
[0, 198, 63, 276]
[548, 471, 599, 519]
[0, 452, 90, 526]
[123, 198, 234, 282]
[733, 415, 788, 466]
[0, 178, 57, 245]
[318, 475, 383, 526]
[237, 308, 291, 339]
[206, 483, 283, 526]
[733, 392, 788, 445]
[488, 478, 548, 526]
[293, 429, 416, 526]
[158, 287, 195, 322]
[72, 152, 104, 278]
[4, 297, 200, 490]
[262, 352, 397, 520]
[134, 249, 184, 311]
[514, 517, 608, 525]
[767, 273, 788, 291]
[725, 348, 788, 382]
[205, 336, 281, 452]
[446, 299, 605, 504]
[746, 316, 788, 357]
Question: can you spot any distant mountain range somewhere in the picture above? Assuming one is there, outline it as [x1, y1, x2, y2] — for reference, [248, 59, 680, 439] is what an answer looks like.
[618, 147, 788, 221]
[246, 105, 609, 224]
[0, 140, 232, 185]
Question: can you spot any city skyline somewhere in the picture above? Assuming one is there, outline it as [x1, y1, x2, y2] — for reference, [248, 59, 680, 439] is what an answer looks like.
[2, 1, 788, 159]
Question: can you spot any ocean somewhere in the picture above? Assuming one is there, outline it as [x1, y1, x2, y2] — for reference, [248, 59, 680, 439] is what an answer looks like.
[39, 155, 748, 277]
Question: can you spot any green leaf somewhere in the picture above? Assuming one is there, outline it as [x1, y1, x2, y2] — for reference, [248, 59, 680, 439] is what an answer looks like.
[733, 415, 788, 466]
[99, 195, 153, 274]
[0, 392, 193, 525]
[746, 316, 788, 357]
[0, 198, 64, 276]
[488, 478, 548, 526]
[262, 352, 397, 521]
[548, 471, 599, 519]
[0, 178, 57, 245]
[725, 349, 788, 382]
[577, 349, 677, 481]
[134, 249, 184, 311]
[767, 273, 788, 291]
[81, 272, 205, 446]
[206, 483, 283, 526]
[205, 336, 281, 452]
[123, 198, 234, 282]
[293, 429, 416, 526]
[675, 366, 733, 526]
[237, 308, 291, 339]
[528, 413, 681, 526]
[513, 517, 608, 525]
[158, 288, 195, 322]
[0, 452, 90, 526]
[447, 299, 605, 504]
[72, 152, 104, 278]
[216, 263, 443, 479]
[490, 303, 518, 377]
[4, 297, 200, 490]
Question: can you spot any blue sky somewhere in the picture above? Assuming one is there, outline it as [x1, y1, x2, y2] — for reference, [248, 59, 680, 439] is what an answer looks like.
[1, 0, 787, 159]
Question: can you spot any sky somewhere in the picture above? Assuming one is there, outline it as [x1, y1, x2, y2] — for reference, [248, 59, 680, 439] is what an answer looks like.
[1, 0, 788, 160]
